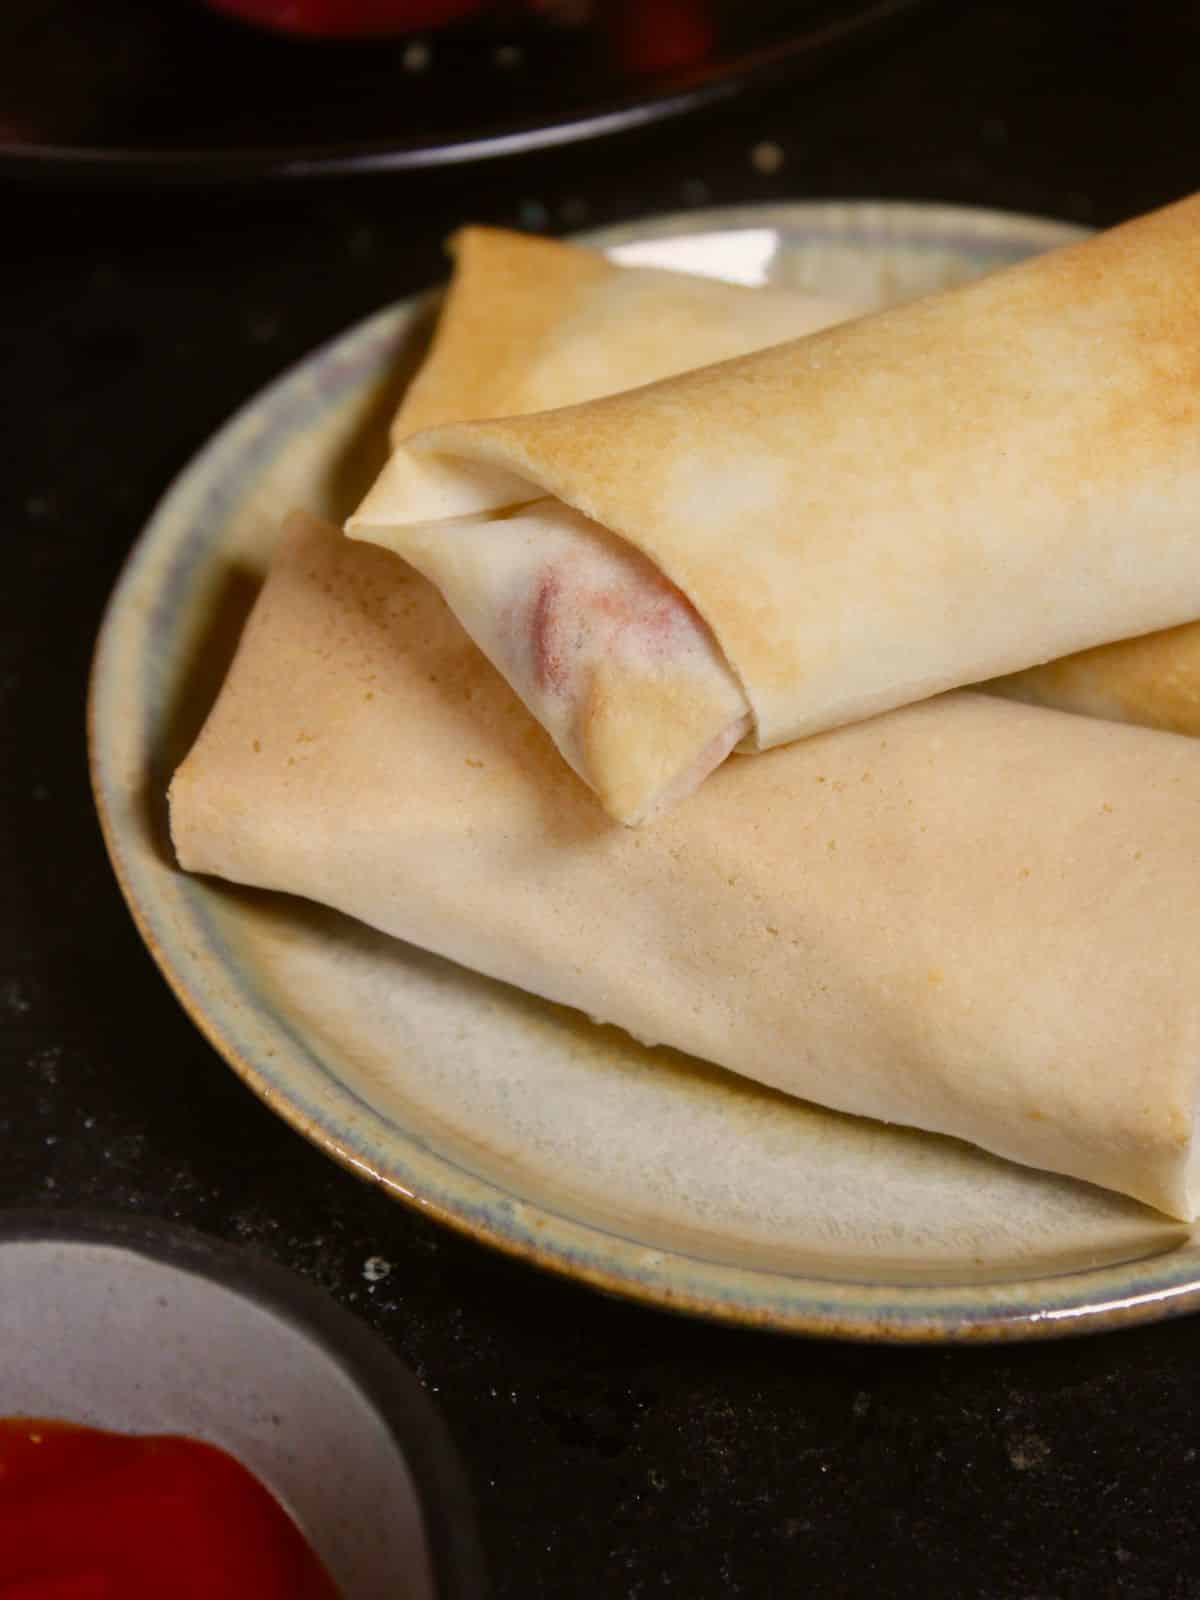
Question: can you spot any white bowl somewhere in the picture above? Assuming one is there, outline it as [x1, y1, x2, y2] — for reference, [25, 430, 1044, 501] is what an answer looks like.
[0, 1210, 486, 1600]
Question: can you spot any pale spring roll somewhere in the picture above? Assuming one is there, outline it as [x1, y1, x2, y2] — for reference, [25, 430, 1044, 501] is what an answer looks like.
[171, 512, 1200, 1219]
[349, 226, 855, 823]
[395, 504, 751, 823]
[355, 191, 1200, 820]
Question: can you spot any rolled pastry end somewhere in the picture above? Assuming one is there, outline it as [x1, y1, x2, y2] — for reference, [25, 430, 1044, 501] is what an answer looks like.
[353, 494, 754, 826]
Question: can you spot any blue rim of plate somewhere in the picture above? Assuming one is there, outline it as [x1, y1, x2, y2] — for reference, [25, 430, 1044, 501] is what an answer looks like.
[89, 200, 1200, 1342]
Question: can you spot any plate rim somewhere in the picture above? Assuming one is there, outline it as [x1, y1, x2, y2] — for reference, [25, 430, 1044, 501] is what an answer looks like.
[89, 197, 1200, 1343]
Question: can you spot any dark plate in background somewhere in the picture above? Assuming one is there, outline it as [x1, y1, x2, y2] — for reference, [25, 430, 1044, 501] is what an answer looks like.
[2, 0, 930, 181]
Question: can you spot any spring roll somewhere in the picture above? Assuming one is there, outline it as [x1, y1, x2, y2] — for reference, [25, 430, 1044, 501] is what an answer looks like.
[171, 511, 1200, 1219]
[992, 621, 1200, 736]
[353, 191, 1200, 821]
[378, 224, 852, 494]
[350, 227, 854, 822]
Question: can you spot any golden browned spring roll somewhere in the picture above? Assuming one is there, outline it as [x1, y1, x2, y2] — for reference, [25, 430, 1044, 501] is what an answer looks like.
[171, 512, 1200, 1219]
[992, 622, 1200, 735]
[349, 227, 853, 823]
[354, 192, 1200, 820]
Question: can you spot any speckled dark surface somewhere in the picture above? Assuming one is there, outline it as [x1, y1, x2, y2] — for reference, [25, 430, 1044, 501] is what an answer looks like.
[6, 4, 1200, 1594]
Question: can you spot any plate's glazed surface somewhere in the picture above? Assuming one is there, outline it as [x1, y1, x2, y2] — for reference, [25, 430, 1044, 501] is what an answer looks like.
[90, 201, 1200, 1340]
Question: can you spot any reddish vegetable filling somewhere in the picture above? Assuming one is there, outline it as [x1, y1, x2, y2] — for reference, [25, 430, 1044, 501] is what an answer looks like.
[0, 1419, 340, 1599]
[527, 557, 715, 696]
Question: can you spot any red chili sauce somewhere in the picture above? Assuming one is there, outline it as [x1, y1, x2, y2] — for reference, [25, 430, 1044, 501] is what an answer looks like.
[0, 1417, 341, 1599]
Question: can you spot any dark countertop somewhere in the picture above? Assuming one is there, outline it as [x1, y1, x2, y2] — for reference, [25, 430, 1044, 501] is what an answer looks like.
[5, 4, 1200, 1594]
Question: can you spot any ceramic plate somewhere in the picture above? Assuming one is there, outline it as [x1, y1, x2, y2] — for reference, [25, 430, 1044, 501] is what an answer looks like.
[90, 202, 1200, 1341]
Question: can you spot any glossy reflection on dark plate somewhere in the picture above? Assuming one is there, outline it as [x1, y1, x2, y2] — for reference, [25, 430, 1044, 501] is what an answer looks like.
[1, 0, 930, 180]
